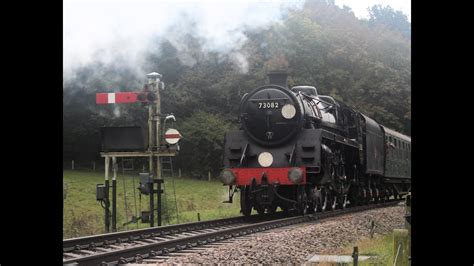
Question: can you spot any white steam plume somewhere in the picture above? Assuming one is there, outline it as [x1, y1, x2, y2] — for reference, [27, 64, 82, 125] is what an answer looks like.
[64, 0, 303, 80]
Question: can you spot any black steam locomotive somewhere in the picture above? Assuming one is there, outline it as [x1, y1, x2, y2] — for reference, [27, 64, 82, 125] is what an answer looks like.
[221, 71, 411, 216]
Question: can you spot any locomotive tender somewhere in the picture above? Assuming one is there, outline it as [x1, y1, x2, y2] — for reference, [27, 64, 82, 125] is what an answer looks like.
[221, 71, 411, 216]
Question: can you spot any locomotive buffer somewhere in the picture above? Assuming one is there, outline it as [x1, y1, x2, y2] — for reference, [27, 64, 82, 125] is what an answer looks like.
[96, 72, 182, 232]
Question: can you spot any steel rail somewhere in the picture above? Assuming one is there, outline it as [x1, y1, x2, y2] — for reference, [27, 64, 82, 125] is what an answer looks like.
[63, 200, 401, 265]
[63, 211, 291, 252]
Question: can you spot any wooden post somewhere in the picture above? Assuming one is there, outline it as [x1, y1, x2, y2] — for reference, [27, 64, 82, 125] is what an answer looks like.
[72, 160, 74, 170]
[93, 161, 96, 170]
[104, 156, 110, 233]
[405, 194, 411, 258]
[393, 229, 409, 266]
[152, 73, 163, 228]
[197, 212, 201, 221]
[63, 182, 68, 200]
[352, 246, 358, 266]
[179, 168, 181, 178]
[148, 105, 153, 152]
[370, 220, 375, 238]
[208, 171, 211, 181]
[112, 156, 117, 232]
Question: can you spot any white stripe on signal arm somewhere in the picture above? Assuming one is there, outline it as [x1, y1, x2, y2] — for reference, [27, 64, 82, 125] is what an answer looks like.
[108, 93, 115, 104]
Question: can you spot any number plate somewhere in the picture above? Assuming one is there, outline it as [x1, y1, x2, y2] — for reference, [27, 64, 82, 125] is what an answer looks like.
[257, 102, 280, 109]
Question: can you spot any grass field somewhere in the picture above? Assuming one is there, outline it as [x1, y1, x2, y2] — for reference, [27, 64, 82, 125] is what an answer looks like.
[340, 234, 395, 265]
[63, 170, 241, 239]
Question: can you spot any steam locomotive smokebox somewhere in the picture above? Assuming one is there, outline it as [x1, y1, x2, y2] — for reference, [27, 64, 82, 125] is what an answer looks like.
[101, 126, 147, 152]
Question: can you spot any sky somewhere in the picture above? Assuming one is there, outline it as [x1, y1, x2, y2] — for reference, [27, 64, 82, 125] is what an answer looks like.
[63, 0, 411, 78]
[335, 0, 410, 21]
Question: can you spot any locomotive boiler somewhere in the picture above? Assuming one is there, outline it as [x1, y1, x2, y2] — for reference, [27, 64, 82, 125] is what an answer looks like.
[221, 71, 411, 216]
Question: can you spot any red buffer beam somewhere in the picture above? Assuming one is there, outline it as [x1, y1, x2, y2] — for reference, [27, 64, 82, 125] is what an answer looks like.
[96, 92, 139, 104]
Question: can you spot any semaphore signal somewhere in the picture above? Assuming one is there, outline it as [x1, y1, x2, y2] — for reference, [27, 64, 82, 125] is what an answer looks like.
[95, 72, 181, 232]
[95, 90, 158, 104]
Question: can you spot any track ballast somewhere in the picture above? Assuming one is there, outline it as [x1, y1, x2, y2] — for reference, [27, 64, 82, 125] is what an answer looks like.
[63, 200, 401, 265]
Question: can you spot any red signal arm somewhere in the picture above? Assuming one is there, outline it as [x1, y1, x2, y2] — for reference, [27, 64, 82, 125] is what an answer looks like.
[96, 92, 139, 104]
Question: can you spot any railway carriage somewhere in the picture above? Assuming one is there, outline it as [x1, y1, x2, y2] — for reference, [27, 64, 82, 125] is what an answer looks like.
[221, 71, 411, 216]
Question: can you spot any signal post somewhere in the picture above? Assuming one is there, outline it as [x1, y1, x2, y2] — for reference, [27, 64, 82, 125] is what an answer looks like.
[96, 72, 182, 232]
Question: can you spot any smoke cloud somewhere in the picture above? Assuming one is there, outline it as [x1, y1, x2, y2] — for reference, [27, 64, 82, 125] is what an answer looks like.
[64, 0, 302, 80]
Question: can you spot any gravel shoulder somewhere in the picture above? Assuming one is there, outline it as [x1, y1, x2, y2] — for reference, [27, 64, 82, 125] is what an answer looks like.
[163, 204, 406, 264]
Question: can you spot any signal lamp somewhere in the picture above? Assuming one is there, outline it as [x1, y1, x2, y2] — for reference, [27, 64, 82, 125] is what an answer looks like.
[281, 104, 296, 119]
[221, 169, 236, 185]
[288, 167, 303, 183]
[258, 152, 273, 167]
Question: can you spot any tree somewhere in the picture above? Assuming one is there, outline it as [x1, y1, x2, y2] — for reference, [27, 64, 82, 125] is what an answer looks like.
[175, 111, 236, 177]
[368, 5, 411, 39]
[63, 0, 411, 174]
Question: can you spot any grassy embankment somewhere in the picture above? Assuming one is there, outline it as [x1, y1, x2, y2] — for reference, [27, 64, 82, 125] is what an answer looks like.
[339, 234, 395, 265]
[63, 170, 241, 239]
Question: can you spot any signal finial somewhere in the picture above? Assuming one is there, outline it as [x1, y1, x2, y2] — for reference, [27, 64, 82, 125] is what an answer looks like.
[147, 72, 162, 85]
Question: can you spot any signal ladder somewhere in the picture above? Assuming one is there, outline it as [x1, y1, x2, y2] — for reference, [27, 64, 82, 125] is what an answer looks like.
[121, 158, 139, 230]
[160, 156, 179, 224]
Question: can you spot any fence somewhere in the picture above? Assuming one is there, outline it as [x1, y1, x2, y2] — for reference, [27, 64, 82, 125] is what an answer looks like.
[63, 158, 151, 173]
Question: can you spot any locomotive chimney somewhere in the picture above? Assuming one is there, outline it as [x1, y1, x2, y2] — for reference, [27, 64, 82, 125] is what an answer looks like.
[267, 70, 288, 88]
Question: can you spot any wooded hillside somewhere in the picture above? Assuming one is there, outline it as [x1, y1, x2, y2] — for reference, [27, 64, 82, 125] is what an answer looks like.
[63, 0, 411, 176]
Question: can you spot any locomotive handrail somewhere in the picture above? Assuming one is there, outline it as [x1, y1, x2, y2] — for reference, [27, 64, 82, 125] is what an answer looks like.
[288, 144, 297, 165]
[298, 91, 337, 107]
[239, 143, 249, 166]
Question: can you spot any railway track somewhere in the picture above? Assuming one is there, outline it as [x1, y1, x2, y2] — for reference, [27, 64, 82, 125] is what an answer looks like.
[63, 200, 401, 265]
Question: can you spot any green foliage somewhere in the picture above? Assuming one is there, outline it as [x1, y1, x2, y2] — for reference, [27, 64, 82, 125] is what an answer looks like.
[63, 0, 410, 175]
[176, 111, 236, 176]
